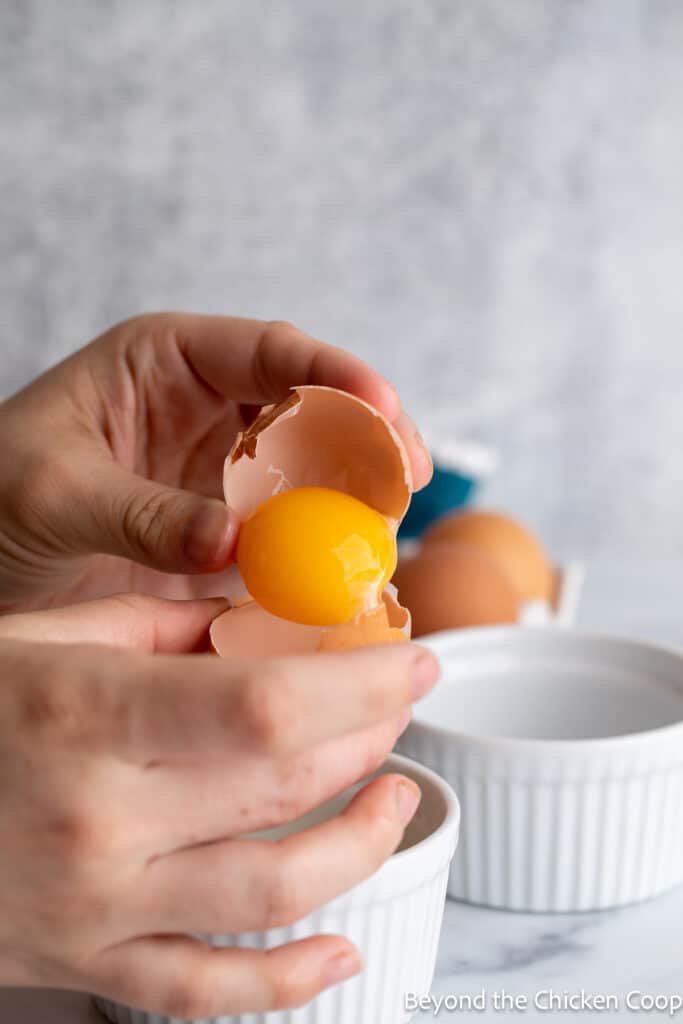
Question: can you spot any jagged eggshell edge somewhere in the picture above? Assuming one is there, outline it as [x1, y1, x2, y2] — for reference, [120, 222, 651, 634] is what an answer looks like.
[210, 583, 411, 658]
[223, 386, 412, 526]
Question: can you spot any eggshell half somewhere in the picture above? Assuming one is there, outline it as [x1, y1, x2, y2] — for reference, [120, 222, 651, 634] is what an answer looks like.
[224, 386, 412, 524]
[210, 586, 411, 658]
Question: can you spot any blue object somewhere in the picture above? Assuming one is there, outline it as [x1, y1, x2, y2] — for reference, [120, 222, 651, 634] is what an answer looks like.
[399, 462, 478, 540]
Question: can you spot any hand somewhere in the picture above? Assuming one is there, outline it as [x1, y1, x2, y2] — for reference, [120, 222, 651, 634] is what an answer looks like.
[0, 595, 438, 1016]
[0, 314, 432, 611]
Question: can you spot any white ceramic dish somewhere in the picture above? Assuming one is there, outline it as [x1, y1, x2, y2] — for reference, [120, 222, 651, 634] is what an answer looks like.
[397, 627, 683, 913]
[95, 754, 460, 1024]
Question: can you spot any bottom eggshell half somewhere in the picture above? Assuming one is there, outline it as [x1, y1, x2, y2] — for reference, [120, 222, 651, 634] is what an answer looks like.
[210, 586, 411, 658]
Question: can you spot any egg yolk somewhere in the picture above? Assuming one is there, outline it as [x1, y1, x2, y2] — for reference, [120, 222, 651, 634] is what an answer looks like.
[236, 485, 397, 626]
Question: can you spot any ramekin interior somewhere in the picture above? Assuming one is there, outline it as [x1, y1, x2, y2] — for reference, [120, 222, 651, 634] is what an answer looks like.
[415, 627, 683, 745]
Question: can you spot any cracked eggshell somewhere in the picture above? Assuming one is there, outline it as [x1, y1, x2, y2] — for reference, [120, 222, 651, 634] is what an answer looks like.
[223, 386, 412, 524]
[210, 387, 413, 657]
[210, 583, 411, 658]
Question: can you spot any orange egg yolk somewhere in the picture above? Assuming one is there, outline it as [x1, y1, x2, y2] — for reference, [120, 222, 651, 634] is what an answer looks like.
[236, 486, 397, 627]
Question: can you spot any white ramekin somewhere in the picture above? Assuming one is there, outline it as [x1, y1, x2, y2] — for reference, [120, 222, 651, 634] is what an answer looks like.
[397, 627, 683, 913]
[95, 753, 460, 1024]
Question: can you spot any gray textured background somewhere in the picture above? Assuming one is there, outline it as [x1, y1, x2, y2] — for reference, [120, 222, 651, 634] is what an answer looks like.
[1, 0, 682, 558]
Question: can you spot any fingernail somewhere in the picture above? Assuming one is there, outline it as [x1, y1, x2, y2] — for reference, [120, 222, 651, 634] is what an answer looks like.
[396, 778, 422, 825]
[396, 706, 412, 737]
[323, 950, 363, 986]
[183, 504, 236, 569]
[412, 648, 440, 698]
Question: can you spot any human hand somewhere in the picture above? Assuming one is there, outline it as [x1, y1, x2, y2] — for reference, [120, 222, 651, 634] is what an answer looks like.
[0, 314, 432, 611]
[0, 594, 437, 1016]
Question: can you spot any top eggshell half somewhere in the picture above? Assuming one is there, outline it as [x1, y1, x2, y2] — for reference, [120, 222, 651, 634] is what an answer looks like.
[223, 386, 413, 526]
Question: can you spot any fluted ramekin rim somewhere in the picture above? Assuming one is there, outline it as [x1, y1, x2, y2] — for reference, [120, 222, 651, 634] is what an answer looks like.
[412, 626, 683, 753]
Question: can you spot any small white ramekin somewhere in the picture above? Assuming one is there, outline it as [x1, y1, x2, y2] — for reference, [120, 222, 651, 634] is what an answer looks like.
[95, 754, 460, 1024]
[397, 627, 683, 913]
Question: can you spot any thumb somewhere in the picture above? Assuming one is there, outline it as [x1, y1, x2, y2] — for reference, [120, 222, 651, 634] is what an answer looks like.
[83, 463, 239, 574]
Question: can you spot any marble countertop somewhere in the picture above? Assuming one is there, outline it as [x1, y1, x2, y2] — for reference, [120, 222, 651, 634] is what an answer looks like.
[1, 559, 681, 1022]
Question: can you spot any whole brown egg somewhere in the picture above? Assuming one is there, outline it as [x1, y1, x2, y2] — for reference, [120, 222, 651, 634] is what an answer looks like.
[423, 509, 554, 604]
[392, 542, 519, 638]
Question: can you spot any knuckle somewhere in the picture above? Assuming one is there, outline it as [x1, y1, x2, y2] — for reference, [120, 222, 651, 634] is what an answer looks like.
[371, 799, 403, 847]
[252, 320, 299, 396]
[105, 592, 164, 622]
[105, 592, 148, 615]
[364, 781, 407, 849]
[34, 883, 112, 948]
[273, 756, 315, 819]
[238, 667, 292, 755]
[361, 726, 395, 779]
[121, 488, 172, 558]
[145, 315, 179, 352]
[18, 655, 114, 748]
[260, 853, 304, 929]
[20, 675, 85, 742]
[270, 765, 313, 819]
[363, 673, 396, 721]
[19, 655, 126, 753]
[45, 804, 111, 864]
[267, 962, 309, 1011]
[264, 318, 296, 339]
[161, 976, 212, 1021]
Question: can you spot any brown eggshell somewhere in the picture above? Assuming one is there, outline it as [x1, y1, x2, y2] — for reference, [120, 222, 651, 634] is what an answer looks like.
[210, 585, 411, 658]
[392, 542, 519, 637]
[423, 509, 554, 603]
[223, 386, 412, 525]
[317, 602, 408, 651]
[210, 601, 322, 658]
[212, 387, 414, 654]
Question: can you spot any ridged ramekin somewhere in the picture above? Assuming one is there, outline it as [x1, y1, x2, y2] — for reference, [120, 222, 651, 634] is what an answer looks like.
[95, 753, 460, 1024]
[397, 627, 683, 913]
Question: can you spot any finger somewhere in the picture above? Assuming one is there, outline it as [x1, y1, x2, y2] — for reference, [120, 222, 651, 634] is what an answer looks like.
[171, 313, 401, 418]
[136, 773, 420, 935]
[173, 314, 430, 492]
[93, 934, 361, 1019]
[75, 460, 239, 574]
[0, 594, 229, 653]
[124, 709, 410, 853]
[111, 642, 439, 762]
[393, 409, 433, 492]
